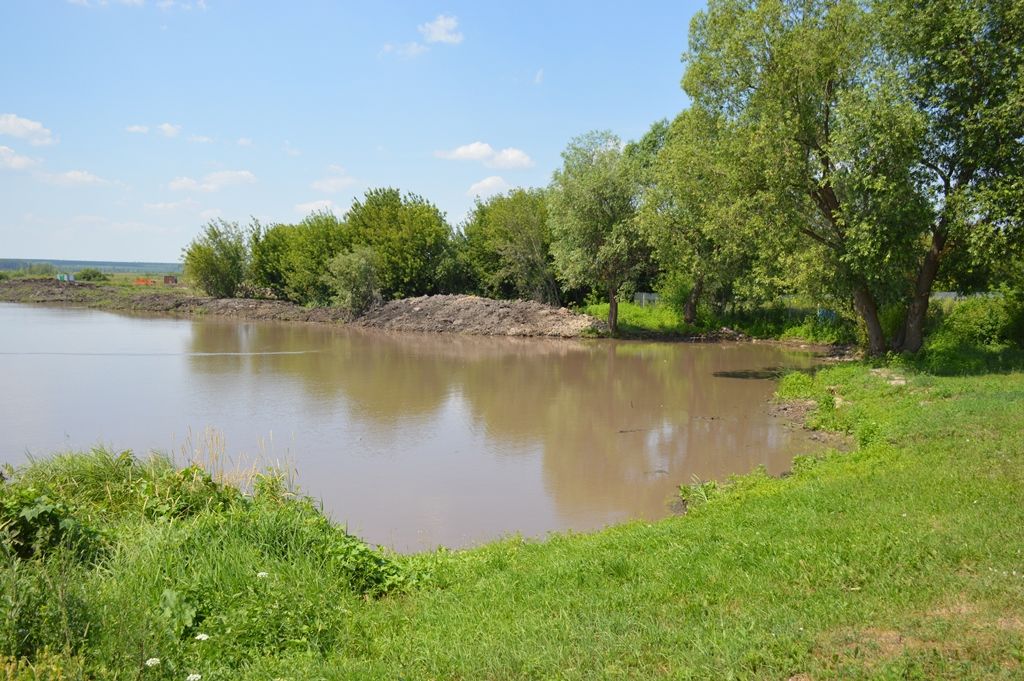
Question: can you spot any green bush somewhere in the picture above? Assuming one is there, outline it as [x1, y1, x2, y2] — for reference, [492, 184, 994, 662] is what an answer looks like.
[182, 220, 249, 298]
[917, 293, 1024, 374]
[780, 313, 856, 345]
[323, 246, 382, 316]
[0, 486, 102, 562]
[74, 268, 108, 282]
[282, 211, 349, 306]
[248, 222, 294, 299]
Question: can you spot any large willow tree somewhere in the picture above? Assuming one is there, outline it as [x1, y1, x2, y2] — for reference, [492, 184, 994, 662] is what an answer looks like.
[683, 0, 1023, 354]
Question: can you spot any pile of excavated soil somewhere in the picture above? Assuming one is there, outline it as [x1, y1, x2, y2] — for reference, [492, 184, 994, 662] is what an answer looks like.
[1, 281, 603, 337]
[355, 294, 607, 337]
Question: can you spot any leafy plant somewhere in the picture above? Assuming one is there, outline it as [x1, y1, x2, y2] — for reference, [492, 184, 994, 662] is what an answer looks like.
[74, 268, 108, 282]
[182, 219, 249, 298]
[323, 246, 382, 317]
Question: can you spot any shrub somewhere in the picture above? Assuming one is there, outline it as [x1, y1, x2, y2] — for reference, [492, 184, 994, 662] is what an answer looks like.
[283, 211, 349, 306]
[248, 222, 294, 299]
[323, 246, 382, 317]
[182, 220, 249, 298]
[917, 293, 1024, 374]
[0, 486, 102, 562]
[74, 268, 108, 282]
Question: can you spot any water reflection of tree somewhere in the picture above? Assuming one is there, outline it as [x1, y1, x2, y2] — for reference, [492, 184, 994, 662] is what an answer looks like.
[186, 320, 818, 525]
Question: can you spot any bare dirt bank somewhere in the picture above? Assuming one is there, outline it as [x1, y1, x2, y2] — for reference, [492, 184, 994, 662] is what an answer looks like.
[0, 279, 605, 337]
[353, 294, 606, 337]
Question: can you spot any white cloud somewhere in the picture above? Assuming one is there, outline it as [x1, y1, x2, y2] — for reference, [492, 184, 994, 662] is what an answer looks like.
[39, 170, 110, 186]
[466, 176, 509, 197]
[236, 137, 253, 147]
[0, 145, 38, 170]
[436, 141, 533, 169]
[380, 41, 428, 58]
[418, 14, 463, 44]
[283, 141, 301, 157]
[144, 198, 199, 211]
[295, 199, 337, 215]
[312, 166, 356, 193]
[534, 68, 544, 85]
[157, 122, 181, 137]
[0, 113, 57, 146]
[436, 141, 494, 161]
[169, 169, 256, 192]
[488, 147, 534, 169]
[125, 124, 149, 133]
[188, 134, 213, 143]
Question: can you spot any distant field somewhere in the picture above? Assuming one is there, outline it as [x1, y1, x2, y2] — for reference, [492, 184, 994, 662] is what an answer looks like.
[0, 258, 182, 274]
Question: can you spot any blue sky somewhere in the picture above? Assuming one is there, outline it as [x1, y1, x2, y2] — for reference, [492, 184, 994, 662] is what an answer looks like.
[1, 1, 700, 262]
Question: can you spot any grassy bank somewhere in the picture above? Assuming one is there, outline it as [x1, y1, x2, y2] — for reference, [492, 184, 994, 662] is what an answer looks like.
[4, 358, 1024, 678]
[582, 300, 855, 344]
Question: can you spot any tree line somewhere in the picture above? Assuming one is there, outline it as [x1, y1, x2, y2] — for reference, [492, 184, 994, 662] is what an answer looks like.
[184, 0, 1022, 352]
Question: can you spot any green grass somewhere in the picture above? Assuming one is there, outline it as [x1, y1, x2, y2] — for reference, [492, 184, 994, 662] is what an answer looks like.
[582, 301, 698, 336]
[4, 363, 1024, 678]
[582, 300, 857, 344]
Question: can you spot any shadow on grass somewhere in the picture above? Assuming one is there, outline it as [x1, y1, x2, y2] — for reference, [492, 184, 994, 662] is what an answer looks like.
[906, 344, 1024, 376]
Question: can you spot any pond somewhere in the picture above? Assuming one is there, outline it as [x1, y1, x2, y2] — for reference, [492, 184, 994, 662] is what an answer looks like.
[0, 302, 822, 551]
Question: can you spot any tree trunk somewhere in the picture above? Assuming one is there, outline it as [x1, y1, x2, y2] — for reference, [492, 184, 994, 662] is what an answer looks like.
[608, 287, 619, 335]
[683, 275, 704, 325]
[853, 285, 886, 356]
[894, 230, 946, 354]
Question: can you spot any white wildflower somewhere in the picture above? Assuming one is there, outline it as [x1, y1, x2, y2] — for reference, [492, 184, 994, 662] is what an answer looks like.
[194, 632, 210, 641]
[145, 657, 161, 667]
[257, 571, 269, 579]
[187, 674, 202, 681]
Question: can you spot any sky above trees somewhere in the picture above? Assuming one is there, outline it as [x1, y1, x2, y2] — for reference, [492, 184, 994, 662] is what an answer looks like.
[0, 1, 700, 261]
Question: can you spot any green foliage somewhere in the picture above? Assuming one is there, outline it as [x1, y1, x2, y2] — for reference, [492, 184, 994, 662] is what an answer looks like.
[917, 294, 1024, 374]
[680, 0, 1024, 353]
[0, 551, 93, 660]
[0, 448, 412, 673]
[463, 188, 561, 304]
[182, 219, 249, 298]
[582, 301, 695, 336]
[282, 211, 350, 306]
[344, 188, 453, 299]
[0, 487, 102, 562]
[549, 131, 653, 332]
[322, 246, 382, 317]
[74, 268, 108, 282]
[248, 221, 295, 300]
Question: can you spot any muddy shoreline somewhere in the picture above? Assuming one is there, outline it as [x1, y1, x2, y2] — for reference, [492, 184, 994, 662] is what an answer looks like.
[0, 279, 606, 338]
[0, 279, 858, 355]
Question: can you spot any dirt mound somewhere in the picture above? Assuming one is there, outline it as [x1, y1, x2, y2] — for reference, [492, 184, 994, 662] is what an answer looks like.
[355, 294, 606, 337]
[1, 281, 601, 337]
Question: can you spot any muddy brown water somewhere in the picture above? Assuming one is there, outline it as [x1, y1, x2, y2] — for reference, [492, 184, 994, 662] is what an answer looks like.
[0, 302, 824, 552]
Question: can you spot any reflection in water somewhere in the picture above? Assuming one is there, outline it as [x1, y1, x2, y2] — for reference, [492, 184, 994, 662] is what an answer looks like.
[2, 303, 822, 552]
